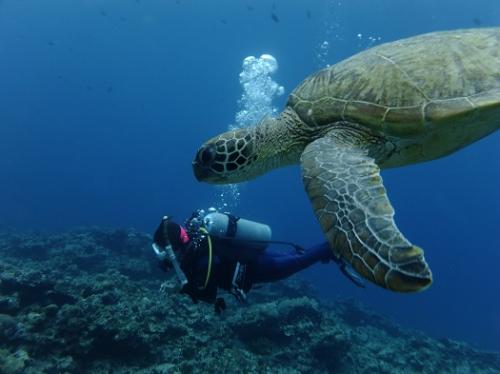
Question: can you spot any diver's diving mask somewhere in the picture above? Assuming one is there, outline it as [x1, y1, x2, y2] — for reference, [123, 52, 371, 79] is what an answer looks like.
[152, 243, 188, 287]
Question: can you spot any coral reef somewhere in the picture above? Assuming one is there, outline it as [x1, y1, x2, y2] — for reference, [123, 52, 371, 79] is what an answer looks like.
[0, 227, 499, 373]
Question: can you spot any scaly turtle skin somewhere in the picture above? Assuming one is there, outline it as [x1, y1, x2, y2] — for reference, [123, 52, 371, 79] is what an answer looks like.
[192, 28, 500, 292]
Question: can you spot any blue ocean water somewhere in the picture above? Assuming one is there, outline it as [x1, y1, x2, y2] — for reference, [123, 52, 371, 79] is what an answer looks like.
[0, 0, 498, 351]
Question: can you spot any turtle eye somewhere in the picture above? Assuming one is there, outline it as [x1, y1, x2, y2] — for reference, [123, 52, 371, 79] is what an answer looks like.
[198, 144, 216, 166]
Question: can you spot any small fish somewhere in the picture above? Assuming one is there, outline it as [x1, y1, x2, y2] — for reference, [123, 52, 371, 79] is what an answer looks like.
[107, 86, 113, 93]
[271, 12, 279, 23]
[306, 9, 311, 19]
[120, 16, 127, 22]
[47, 41, 55, 47]
[473, 18, 482, 26]
[246, 4, 254, 11]
[220, 19, 228, 25]
[100, 10, 107, 17]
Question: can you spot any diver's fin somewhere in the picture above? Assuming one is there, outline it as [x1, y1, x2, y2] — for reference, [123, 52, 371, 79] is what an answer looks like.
[332, 256, 365, 288]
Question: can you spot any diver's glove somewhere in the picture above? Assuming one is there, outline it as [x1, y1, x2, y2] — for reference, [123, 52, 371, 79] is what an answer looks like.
[214, 297, 226, 315]
[158, 259, 172, 273]
[153, 216, 170, 248]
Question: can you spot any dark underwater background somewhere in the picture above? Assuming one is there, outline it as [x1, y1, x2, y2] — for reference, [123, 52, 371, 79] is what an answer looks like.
[0, 0, 499, 354]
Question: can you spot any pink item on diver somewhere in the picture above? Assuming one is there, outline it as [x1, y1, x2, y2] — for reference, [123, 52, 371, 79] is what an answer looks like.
[179, 226, 190, 244]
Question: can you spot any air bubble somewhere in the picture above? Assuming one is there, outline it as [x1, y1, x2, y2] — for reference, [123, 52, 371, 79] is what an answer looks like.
[214, 54, 284, 210]
[233, 54, 284, 128]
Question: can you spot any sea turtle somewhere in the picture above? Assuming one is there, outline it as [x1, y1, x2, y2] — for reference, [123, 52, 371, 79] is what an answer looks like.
[192, 28, 500, 292]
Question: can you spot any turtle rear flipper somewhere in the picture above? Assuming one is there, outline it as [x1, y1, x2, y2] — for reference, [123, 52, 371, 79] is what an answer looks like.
[300, 129, 432, 292]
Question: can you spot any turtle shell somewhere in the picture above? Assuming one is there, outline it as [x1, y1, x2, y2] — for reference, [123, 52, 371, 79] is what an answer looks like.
[288, 28, 500, 138]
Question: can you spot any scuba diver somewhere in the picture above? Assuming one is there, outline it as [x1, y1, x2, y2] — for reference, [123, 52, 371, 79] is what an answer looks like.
[152, 208, 364, 314]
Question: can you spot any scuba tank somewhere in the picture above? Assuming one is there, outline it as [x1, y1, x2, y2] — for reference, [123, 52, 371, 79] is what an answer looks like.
[202, 212, 272, 262]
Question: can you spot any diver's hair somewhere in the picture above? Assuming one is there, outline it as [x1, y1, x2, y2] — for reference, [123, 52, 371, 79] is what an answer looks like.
[166, 221, 183, 250]
[154, 216, 183, 248]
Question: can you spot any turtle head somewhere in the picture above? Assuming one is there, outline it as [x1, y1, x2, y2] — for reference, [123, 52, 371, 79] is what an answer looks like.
[193, 110, 307, 184]
[193, 127, 260, 184]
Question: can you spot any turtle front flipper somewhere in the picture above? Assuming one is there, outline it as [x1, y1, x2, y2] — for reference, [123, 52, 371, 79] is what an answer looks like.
[300, 130, 432, 292]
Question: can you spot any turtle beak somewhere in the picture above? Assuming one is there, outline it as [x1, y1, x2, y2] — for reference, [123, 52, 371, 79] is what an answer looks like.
[192, 160, 208, 182]
[193, 143, 227, 183]
[192, 160, 228, 184]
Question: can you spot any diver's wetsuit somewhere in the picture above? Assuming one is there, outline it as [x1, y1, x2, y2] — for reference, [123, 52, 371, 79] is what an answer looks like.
[171, 239, 332, 304]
